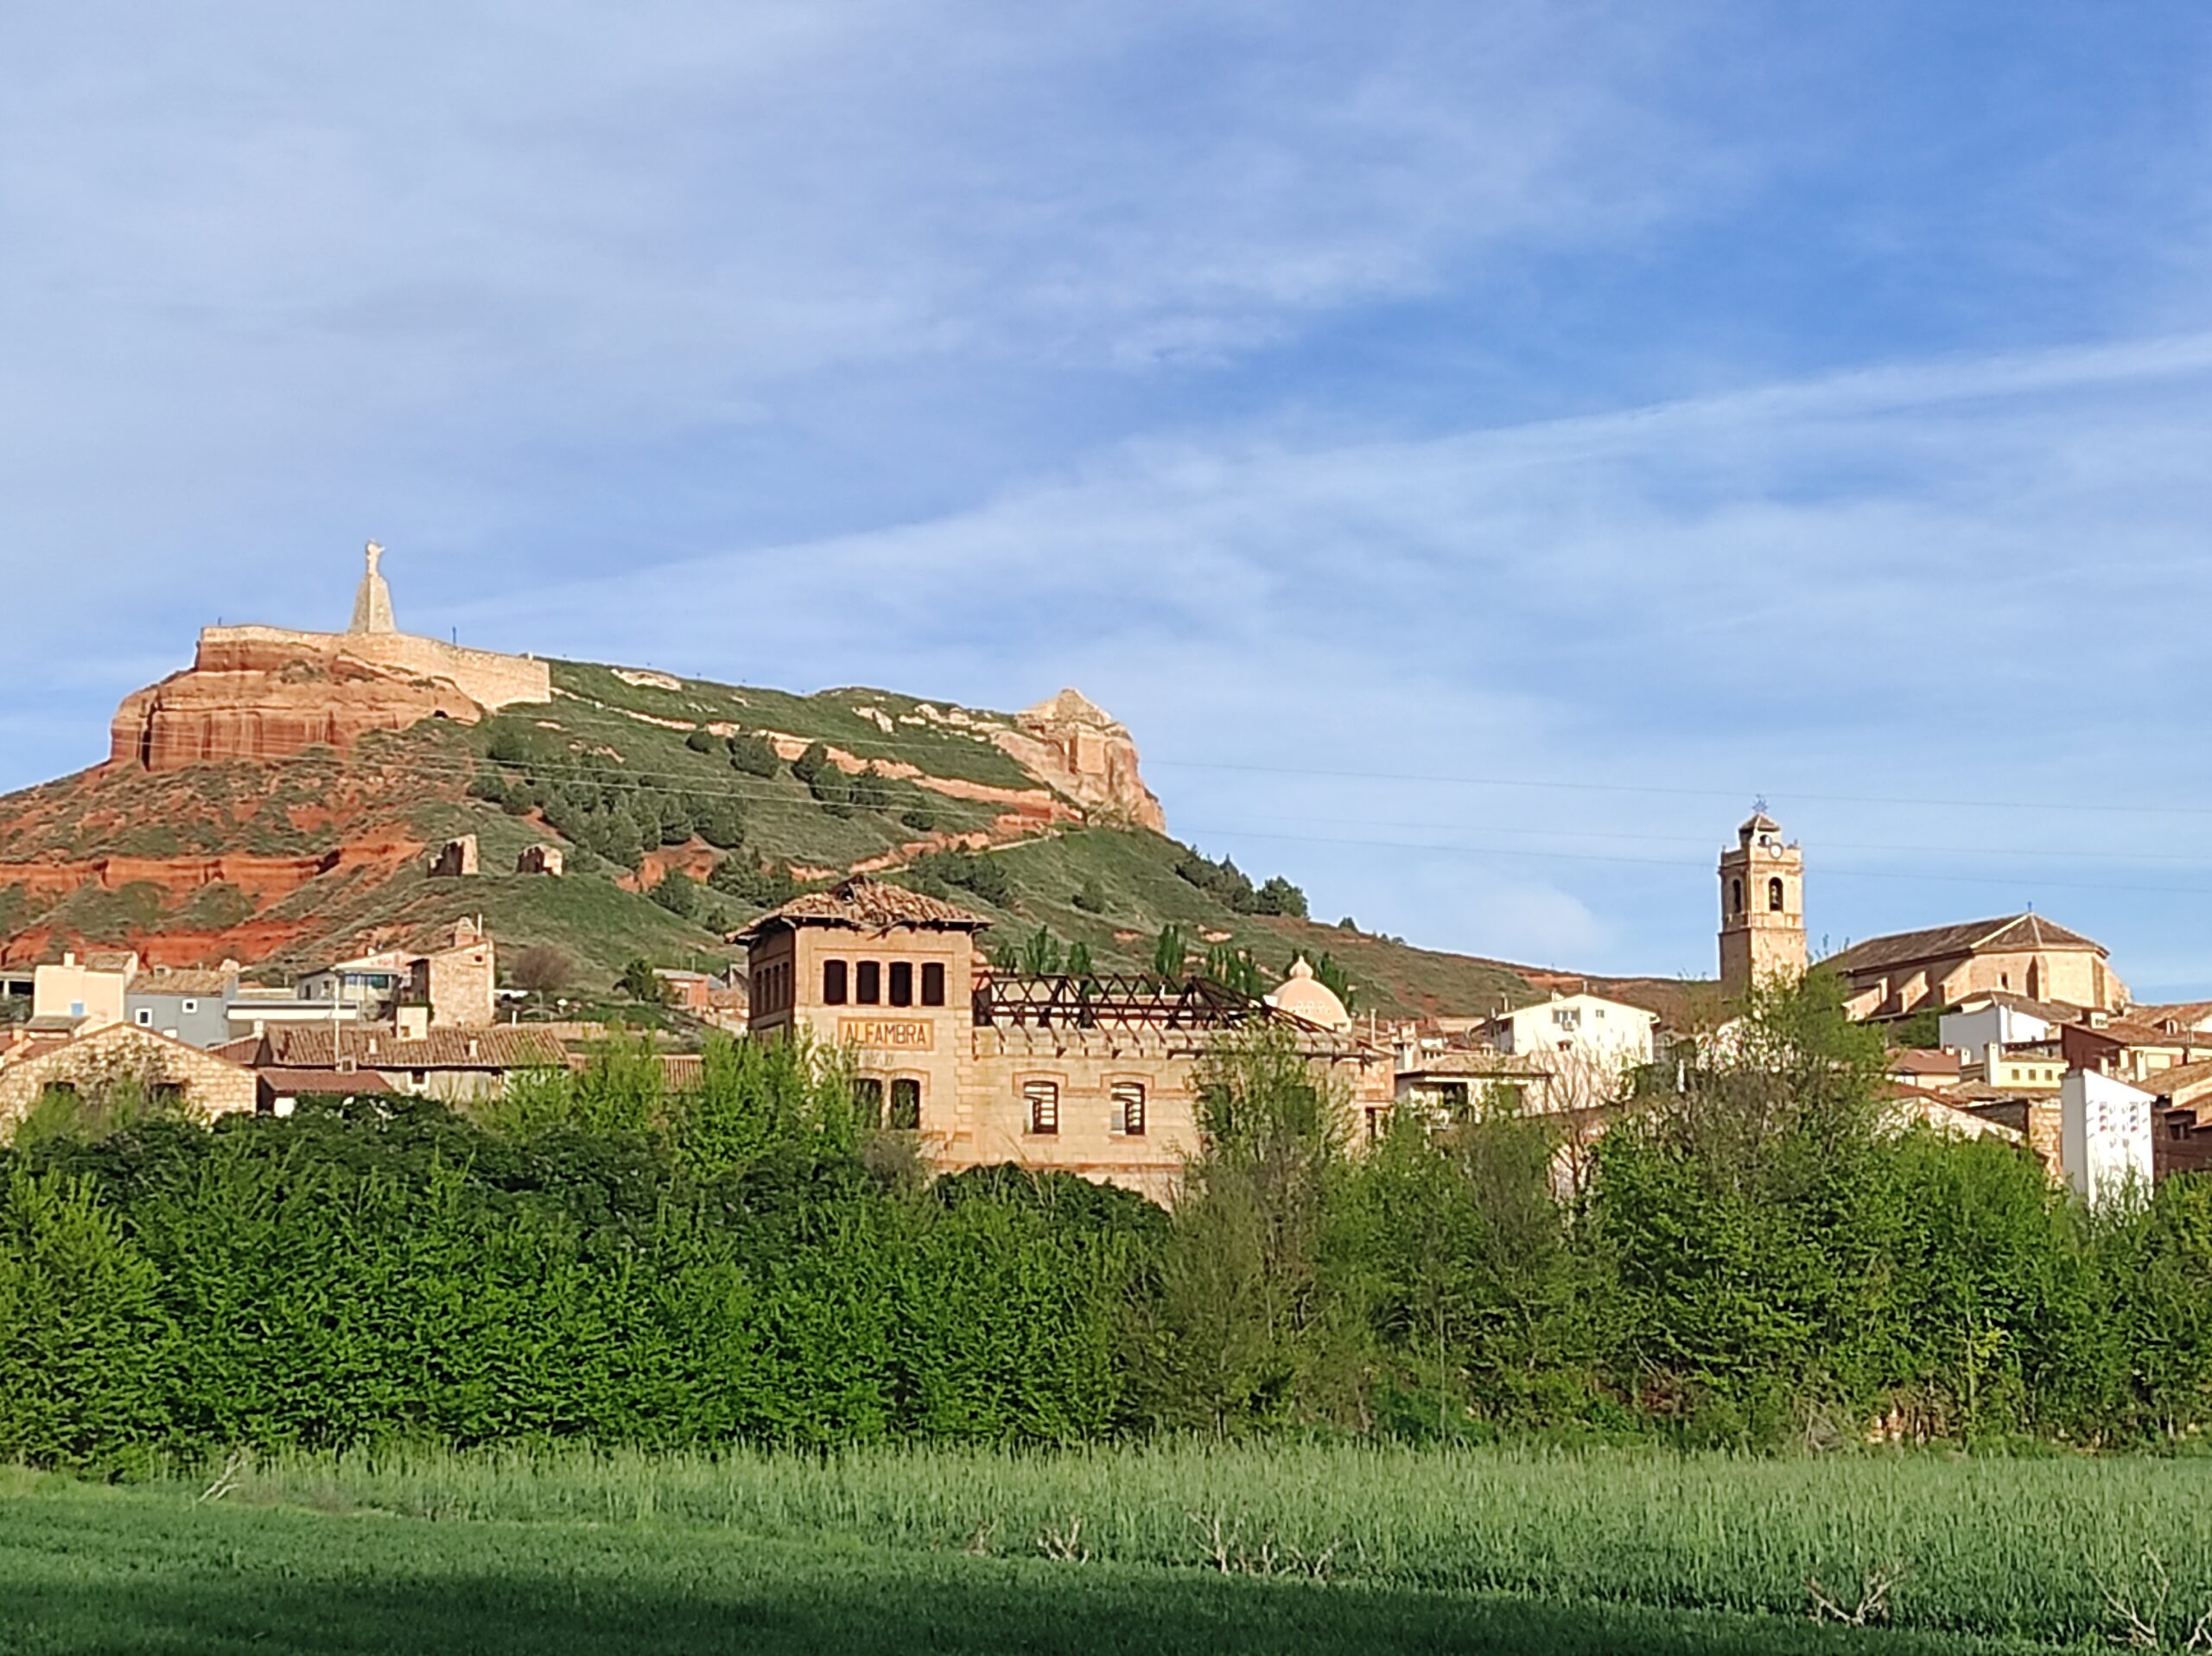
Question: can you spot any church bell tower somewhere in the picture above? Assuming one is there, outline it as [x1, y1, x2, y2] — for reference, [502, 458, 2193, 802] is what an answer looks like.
[1719, 807, 1806, 997]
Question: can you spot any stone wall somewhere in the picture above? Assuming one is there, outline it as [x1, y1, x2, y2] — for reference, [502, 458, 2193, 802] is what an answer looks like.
[0, 1023, 257, 1137]
[200, 626, 550, 712]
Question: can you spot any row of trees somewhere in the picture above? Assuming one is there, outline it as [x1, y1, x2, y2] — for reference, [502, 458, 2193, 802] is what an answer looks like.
[19, 976, 2205, 1469]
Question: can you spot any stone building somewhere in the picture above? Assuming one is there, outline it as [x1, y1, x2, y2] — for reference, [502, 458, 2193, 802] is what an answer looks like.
[737, 877, 1393, 1203]
[428, 835, 480, 877]
[1717, 811, 1806, 996]
[294, 918, 497, 1029]
[0, 1022, 257, 1137]
[1827, 914, 2123, 1022]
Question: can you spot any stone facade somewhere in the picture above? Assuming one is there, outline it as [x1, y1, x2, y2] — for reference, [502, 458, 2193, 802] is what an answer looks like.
[0, 1022, 257, 1137]
[1718, 812, 1807, 996]
[429, 835, 480, 877]
[517, 844, 565, 876]
[1829, 914, 2122, 1020]
[741, 878, 1392, 1204]
[412, 919, 497, 1029]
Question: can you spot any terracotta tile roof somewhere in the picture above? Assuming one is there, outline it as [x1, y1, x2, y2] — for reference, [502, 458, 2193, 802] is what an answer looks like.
[1890, 1048, 1963, 1078]
[257, 1067, 400, 1096]
[256, 1026, 567, 1071]
[1826, 914, 2106, 977]
[734, 876, 991, 942]
[2078, 1017, 2212, 1050]
[81, 950, 140, 973]
[2126, 1002, 2212, 1034]
[1951, 989, 2082, 1022]
[128, 967, 238, 997]
[2135, 1059, 2212, 1101]
[1401, 1049, 1552, 1079]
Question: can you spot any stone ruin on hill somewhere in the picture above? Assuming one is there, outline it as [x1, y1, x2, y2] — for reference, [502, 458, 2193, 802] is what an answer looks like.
[107, 543, 551, 772]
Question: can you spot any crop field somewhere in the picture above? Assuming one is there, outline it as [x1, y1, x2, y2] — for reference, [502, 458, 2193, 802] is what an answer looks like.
[4, 1444, 2206, 1653]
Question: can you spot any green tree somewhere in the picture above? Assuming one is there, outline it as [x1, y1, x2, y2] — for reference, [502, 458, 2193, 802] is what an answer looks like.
[1128, 1024, 1353, 1432]
[1152, 924, 1191, 981]
[1254, 876, 1308, 918]
[619, 959, 667, 1003]
[1073, 877, 1108, 914]
[1019, 927, 1064, 976]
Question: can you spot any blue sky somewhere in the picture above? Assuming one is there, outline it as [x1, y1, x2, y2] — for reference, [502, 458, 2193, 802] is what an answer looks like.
[9, 2, 2212, 990]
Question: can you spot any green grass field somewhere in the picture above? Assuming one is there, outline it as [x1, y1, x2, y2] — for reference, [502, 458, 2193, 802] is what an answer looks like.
[0, 1473, 2031, 1656]
[4, 1443, 2201, 1653]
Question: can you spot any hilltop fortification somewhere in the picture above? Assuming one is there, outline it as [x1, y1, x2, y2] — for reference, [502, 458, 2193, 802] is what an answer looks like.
[108, 544, 550, 772]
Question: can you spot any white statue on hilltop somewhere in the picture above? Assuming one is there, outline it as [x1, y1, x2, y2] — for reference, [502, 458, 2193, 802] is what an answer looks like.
[348, 539, 396, 635]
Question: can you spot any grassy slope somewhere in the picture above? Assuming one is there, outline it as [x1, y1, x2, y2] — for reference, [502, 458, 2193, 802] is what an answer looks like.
[0, 1478, 2032, 1656]
[0, 659, 1643, 1014]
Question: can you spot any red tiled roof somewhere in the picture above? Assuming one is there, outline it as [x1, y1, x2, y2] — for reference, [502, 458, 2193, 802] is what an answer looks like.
[734, 876, 991, 942]
[255, 1025, 567, 1070]
[256, 1067, 400, 1096]
[1826, 914, 2106, 977]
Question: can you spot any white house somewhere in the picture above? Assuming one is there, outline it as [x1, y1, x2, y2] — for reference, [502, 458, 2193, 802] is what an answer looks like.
[2060, 1068, 2153, 1209]
[1484, 990, 1656, 1068]
[1939, 990, 2058, 1065]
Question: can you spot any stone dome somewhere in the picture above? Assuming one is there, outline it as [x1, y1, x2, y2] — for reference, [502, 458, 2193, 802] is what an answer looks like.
[1264, 955, 1351, 1031]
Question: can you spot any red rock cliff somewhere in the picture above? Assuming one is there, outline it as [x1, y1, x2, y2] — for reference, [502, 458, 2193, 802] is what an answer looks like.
[110, 634, 486, 771]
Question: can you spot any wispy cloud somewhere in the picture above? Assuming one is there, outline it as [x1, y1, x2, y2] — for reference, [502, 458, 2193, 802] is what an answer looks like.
[8, 2, 2212, 984]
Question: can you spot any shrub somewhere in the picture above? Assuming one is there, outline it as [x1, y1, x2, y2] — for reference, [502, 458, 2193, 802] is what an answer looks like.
[728, 734, 782, 778]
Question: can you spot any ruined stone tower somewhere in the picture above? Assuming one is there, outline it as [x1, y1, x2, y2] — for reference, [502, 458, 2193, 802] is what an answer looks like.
[1719, 808, 1806, 997]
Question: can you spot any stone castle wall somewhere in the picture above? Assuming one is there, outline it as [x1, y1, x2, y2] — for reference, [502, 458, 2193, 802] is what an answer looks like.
[109, 627, 550, 772]
[199, 626, 550, 711]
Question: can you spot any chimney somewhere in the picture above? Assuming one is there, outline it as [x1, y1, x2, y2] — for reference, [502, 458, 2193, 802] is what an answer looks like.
[467, 1036, 480, 1059]
[62, 951, 76, 967]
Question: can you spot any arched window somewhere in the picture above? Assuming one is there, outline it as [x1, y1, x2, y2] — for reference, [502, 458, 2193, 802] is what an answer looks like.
[1767, 877, 1784, 913]
[1731, 877, 1744, 914]
[822, 959, 848, 1004]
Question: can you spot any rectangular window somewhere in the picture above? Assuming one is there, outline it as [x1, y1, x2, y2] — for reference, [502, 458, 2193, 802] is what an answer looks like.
[1024, 1080, 1059, 1136]
[853, 1077, 884, 1128]
[1365, 1106, 1388, 1143]
[181, 999, 197, 1015]
[823, 959, 848, 1004]
[136, 1008, 153, 1027]
[921, 963, 946, 1006]
[1112, 1080, 1146, 1137]
[890, 1077, 921, 1131]
[856, 961, 881, 1005]
[888, 961, 913, 1007]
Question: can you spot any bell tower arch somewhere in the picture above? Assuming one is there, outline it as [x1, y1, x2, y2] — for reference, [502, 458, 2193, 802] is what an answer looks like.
[1719, 806, 1806, 997]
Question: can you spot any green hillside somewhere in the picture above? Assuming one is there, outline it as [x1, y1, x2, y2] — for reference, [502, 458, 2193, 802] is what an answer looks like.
[0, 658, 1577, 1020]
